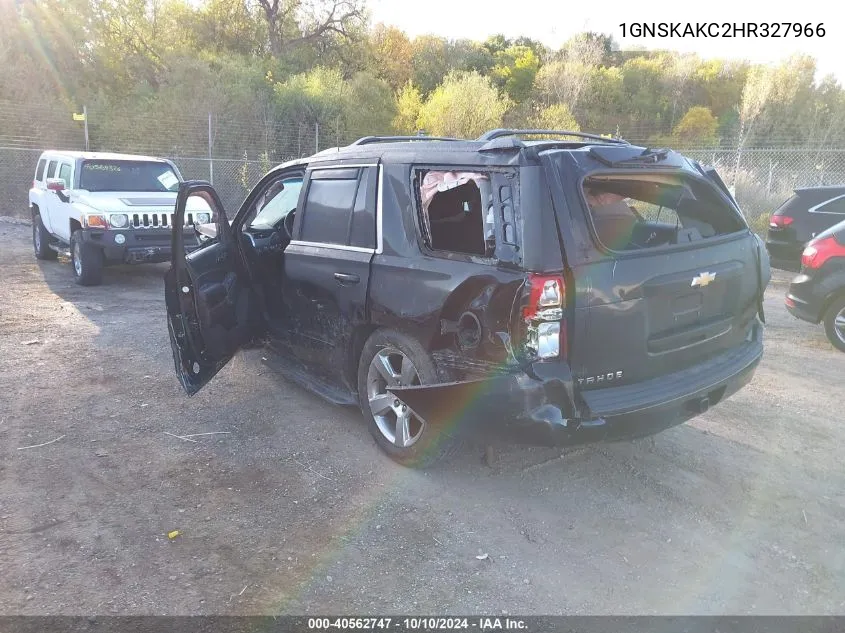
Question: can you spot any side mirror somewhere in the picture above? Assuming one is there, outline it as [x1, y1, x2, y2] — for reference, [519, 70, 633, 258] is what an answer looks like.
[46, 178, 66, 192]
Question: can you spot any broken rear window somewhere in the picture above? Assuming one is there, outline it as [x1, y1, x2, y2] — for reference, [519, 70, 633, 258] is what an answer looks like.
[417, 170, 495, 257]
[582, 173, 745, 252]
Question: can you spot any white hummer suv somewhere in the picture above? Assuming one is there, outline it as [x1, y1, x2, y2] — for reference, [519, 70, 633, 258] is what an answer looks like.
[28, 151, 208, 285]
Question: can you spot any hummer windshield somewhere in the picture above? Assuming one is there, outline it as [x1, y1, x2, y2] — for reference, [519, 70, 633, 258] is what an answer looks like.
[79, 160, 180, 193]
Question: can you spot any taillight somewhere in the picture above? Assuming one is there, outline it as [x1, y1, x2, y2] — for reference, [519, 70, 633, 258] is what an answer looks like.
[801, 236, 845, 270]
[770, 215, 794, 228]
[521, 274, 566, 359]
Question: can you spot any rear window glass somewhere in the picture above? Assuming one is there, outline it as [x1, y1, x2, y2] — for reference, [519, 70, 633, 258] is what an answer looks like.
[35, 159, 46, 181]
[80, 160, 180, 192]
[582, 174, 745, 252]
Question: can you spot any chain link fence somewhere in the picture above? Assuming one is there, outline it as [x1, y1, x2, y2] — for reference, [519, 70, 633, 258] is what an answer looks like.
[3, 99, 845, 230]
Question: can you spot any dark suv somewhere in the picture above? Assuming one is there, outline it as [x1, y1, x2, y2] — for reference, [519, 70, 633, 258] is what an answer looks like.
[766, 185, 845, 271]
[165, 130, 770, 467]
[785, 218, 845, 351]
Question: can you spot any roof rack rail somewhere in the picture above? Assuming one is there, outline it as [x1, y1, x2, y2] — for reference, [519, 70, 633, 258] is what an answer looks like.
[350, 135, 463, 146]
[476, 129, 628, 144]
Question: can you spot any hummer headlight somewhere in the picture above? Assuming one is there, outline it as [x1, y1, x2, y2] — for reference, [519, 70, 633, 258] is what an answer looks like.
[109, 213, 129, 228]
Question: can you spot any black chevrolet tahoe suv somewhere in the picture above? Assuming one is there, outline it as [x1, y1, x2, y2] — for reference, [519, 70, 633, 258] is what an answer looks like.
[165, 129, 770, 467]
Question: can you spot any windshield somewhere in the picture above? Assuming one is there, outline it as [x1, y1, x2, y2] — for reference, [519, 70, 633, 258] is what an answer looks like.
[249, 177, 303, 228]
[79, 160, 180, 192]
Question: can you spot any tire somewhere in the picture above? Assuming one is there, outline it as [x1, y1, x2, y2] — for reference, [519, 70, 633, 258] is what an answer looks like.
[70, 230, 103, 286]
[822, 294, 845, 353]
[357, 329, 462, 468]
[32, 212, 57, 260]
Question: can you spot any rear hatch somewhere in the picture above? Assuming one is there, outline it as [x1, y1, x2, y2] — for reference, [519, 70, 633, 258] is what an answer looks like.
[542, 146, 763, 390]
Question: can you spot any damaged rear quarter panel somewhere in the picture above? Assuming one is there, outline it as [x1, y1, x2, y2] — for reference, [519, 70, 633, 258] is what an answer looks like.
[368, 163, 525, 375]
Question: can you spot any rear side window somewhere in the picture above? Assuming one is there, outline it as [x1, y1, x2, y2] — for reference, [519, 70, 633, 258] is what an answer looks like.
[416, 169, 495, 257]
[299, 168, 361, 246]
[35, 159, 46, 182]
[46, 161, 58, 179]
[814, 196, 845, 214]
[582, 174, 745, 252]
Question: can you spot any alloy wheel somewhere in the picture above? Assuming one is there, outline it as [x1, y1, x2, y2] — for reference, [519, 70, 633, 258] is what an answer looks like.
[73, 241, 82, 276]
[835, 307, 845, 345]
[366, 347, 424, 448]
[33, 222, 41, 253]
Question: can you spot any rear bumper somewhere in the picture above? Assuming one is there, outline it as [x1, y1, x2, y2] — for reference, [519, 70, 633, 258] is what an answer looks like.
[391, 322, 764, 447]
[80, 228, 199, 264]
[765, 239, 802, 271]
[785, 273, 826, 324]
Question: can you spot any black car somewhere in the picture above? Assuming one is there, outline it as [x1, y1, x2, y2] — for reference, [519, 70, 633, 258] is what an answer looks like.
[766, 185, 845, 271]
[785, 218, 845, 351]
[165, 129, 770, 467]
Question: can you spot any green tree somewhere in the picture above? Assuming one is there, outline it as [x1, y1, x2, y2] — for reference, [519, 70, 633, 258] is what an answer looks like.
[344, 71, 397, 138]
[491, 45, 539, 103]
[530, 103, 580, 131]
[535, 34, 605, 116]
[672, 106, 719, 146]
[274, 65, 347, 127]
[410, 35, 450, 94]
[368, 24, 413, 90]
[393, 81, 424, 134]
[416, 71, 509, 138]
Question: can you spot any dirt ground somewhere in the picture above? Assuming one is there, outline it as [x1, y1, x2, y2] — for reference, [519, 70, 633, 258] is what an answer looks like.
[1, 215, 844, 616]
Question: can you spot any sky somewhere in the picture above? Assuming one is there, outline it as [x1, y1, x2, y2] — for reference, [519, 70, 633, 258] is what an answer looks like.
[369, 0, 842, 82]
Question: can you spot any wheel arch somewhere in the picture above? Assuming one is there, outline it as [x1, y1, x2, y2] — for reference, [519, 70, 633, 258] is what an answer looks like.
[821, 287, 845, 322]
[347, 323, 380, 394]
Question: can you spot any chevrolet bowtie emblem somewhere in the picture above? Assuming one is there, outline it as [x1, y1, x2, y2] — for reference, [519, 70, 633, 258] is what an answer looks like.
[691, 271, 716, 288]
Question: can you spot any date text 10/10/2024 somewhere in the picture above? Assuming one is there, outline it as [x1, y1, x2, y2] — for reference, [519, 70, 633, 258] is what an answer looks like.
[307, 617, 528, 631]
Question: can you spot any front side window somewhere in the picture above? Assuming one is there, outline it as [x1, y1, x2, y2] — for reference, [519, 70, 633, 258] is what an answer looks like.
[58, 163, 72, 186]
[582, 174, 745, 252]
[248, 176, 303, 229]
[46, 161, 58, 179]
[79, 160, 180, 192]
[35, 159, 46, 182]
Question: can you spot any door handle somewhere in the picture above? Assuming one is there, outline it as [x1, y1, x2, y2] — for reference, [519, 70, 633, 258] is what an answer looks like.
[333, 272, 360, 285]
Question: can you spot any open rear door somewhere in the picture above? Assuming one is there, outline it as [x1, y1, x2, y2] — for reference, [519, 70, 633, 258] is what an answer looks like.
[165, 181, 264, 395]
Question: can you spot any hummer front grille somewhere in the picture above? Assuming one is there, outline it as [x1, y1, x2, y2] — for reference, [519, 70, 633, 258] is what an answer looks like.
[130, 213, 195, 228]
